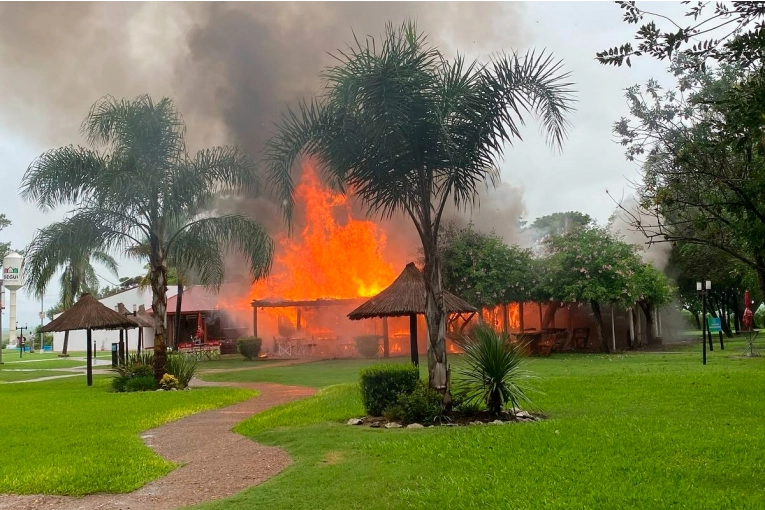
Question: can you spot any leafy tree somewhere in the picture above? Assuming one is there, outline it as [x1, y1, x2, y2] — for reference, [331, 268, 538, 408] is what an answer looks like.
[0, 214, 10, 261]
[544, 226, 643, 352]
[612, 62, 765, 301]
[21, 95, 274, 380]
[25, 226, 118, 356]
[597, 2, 765, 69]
[266, 21, 574, 397]
[440, 224, 535, 309]
[633, 263, 675, 346]
[527, 211, 593, 241]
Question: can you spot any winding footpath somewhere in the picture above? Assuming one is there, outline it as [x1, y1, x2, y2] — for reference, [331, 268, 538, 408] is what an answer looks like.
[0, 380, 316, 510]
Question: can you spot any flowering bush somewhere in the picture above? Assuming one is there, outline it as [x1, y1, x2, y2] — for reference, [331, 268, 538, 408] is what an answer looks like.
[159, 373, 179, 390]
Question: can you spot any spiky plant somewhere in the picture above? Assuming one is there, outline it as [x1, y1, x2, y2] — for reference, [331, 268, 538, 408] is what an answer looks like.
[454, 325, 533, 415]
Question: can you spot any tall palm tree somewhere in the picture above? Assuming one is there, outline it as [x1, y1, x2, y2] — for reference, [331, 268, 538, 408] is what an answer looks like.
[24, 227, 118, 356]
[266, 22, 575, 399]
[21, 95, 274, 379]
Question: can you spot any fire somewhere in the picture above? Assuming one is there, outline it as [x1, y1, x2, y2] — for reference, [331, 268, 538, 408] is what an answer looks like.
[249, 162, 397, 302]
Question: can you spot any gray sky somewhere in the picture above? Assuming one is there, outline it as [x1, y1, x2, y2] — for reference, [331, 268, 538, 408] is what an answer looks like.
[0, 2, 682, 329]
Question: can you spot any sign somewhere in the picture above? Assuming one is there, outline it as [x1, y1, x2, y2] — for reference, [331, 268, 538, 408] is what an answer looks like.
[2, 251, 23, 290]
[707, 317, 722, 333]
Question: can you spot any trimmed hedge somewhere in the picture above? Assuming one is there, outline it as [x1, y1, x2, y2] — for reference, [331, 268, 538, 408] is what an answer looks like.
[359, 363, 419, 416]
[237, 336, 263, 360]
[385, 381, 443, 424]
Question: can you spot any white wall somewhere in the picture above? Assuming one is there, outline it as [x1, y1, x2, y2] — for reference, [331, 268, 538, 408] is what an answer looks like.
[52, 286, 177, 353]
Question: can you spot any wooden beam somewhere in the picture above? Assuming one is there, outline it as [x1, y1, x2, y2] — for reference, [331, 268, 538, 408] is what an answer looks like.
[86, 328, 93, 387]
[519, 302, 525, 331]
[253, 307, 258, 337]
[382, 317, 389, 358]
[409, 314, 419, 367]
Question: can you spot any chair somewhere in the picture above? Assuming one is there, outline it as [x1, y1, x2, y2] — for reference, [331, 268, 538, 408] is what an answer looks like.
[571, 328, 590, 350]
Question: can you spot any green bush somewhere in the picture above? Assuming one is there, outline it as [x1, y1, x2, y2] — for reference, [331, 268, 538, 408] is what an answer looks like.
[388, 381, 443, 424]
[359, 363, 419, 416]
[159, 374, 179, 390]
[454, 325, 533, 415]
[165, 353, 198, 388]
[354, 335, 381, 359]
[111, 375, 130, 393]
[755, 304, 765, 329]
[237, 336, 263, 360]
[125, 375, 158, 392]
[127, 351, 154, 366]
[452, 389, 482, 417]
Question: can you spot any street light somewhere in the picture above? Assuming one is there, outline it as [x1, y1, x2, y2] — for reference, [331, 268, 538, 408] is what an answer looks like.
[38, 310, 45, 353]
[697, 280, 712, 365]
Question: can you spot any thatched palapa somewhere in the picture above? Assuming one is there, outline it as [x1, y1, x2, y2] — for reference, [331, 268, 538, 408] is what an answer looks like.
[347, 263, 477, 320]
[42, 294, 138, 333]
[116, 303, 154, 328]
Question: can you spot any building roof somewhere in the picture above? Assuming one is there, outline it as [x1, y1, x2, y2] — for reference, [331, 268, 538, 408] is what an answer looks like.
[347, 263, 477, 320]
[163, 284, 248, 315]
[42, 293, 138, 332]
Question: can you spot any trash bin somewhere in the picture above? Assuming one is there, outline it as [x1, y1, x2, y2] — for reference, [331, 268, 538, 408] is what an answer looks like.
[111, 343, 119, 367]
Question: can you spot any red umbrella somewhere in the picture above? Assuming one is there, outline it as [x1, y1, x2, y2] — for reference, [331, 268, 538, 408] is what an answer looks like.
[743, 290, 754, 331]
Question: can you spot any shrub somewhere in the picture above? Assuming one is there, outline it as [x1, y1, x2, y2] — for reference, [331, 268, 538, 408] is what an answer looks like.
[165, 353, 198, 388]
[359, 363, 419, 416]
[453, 324, 533, 415]
[354, 335, 381, 359]
[127, 351, 154, 366]
[237, 336, 263, 360]
[125, 375, 158, 392]
[388, 381, 443, 424]
[452, 389, 482, 417]
[111, 375, 130, 393]
[159, 374, 179, 390]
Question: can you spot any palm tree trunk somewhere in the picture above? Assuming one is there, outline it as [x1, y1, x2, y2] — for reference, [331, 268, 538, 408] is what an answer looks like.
[174, 283, 183, 348]
[61, 330, 70, 356]
[639, 301, 655, 345]
[423, 245, 450, 405]
[591, 300, 608, 353]
[150, 250, 169, 381]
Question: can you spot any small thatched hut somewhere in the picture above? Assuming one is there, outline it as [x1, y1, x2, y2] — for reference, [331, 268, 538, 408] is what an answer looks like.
[42, 294, 137, 386]
[348, 263, 477, 365]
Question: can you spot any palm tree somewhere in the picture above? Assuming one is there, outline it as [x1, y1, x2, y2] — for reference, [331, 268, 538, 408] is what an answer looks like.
[266, 22, 575, 399]
[21, 95, 274, 379]
[24, 227, 118, 356]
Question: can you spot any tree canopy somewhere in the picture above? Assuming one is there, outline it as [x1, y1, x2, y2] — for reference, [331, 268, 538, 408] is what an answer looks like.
[21, 94, 274, 380]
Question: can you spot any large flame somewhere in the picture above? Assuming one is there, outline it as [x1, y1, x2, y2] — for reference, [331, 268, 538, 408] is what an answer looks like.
[249, 162, 397, 302]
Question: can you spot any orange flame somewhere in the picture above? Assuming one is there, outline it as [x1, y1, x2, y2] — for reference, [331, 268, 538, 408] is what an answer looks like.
[249, 162, 397, 302]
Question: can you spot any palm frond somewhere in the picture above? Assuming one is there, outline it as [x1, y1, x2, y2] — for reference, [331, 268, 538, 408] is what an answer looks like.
[91, 250, 119, 277]
[167, 214, 273, 287]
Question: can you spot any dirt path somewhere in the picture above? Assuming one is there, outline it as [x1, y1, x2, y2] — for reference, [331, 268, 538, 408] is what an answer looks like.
[0, 381, 316, 510]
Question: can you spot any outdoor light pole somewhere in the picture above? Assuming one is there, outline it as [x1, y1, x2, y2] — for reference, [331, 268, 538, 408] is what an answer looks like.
[697, 280, 711, 365]
[0, 281, 4, 365]
[38, 308, 44, 353]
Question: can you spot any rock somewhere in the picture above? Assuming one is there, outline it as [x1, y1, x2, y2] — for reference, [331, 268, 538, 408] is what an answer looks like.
[384, 422, 402, 429]
[406, 423, 424, 429]
[515, 411, 532, 419]
[170, 388, 178, 391]
[347, 418, 364, 426]
[155, 389, 164, 392]
[369, 421, 381, 428]
[491, 419, 505, 425]
[469, 421, 484, 426]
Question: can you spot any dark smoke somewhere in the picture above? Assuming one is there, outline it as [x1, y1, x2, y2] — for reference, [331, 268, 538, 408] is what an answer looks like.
[0, 2, 527, 281]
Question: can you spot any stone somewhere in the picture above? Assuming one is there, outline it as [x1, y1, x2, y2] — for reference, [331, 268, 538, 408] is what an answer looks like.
[384, 422, 402, 429]
[171, 388, 178, 391]
[515, 411, 532, 419]
[491, 419, 505, 425]
[155, 389, 164, 392]
[469, 421, 484, 426]
[369, 421, 381, 428]
[347, 418, 364, 426]
[406, 423, 424, 429]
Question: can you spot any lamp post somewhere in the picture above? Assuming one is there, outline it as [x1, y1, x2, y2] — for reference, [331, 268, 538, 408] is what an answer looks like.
[0, 281, 4, 365]
[697, 280, 711, 365]
[38, 309, 45, 352]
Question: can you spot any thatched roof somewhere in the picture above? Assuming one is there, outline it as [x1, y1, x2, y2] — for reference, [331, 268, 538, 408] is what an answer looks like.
[42, 293, 139, 332]
[348, 263, 477, 320]
[116, 303, 154, 328]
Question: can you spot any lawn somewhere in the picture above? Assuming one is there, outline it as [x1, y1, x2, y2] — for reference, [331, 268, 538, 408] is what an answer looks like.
[0, 370, 76, 382]
[192, 340, 765, 509]
[0, 359, 86, 370]
[0, 376, 256, 496]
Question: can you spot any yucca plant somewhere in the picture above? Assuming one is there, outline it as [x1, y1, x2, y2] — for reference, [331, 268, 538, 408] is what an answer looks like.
[165, 353, 199, 388]
[454, 325, 533, 415]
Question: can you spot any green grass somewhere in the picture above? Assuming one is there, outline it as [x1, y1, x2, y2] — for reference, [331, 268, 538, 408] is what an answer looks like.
[196, 355, 285, 371]
[201, 357, 418, 387]
[192, 341, 765, 509]
[0, 377, 256, 496]
[0, 359, 86, 370]
[0, 370, 75, 382]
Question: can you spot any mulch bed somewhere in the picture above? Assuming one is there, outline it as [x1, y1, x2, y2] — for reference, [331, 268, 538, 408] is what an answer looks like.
[348, 409, 546, 429]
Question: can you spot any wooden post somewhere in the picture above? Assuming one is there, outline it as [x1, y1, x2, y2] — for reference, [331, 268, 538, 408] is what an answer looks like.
[382, 317, 390, 358]
[125, 329, 129, 357]
[86, 328, 93, 387]
[138, 328, 143, 355]
[119, 329, 125, 365]
[519, 302, 525, 332]
[538, 302, 544, 330]
[253, 307, 258, 337]
[409, 314, 419, 367]
[296, 308, 302, 331]
[502, 304, 509, 333]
